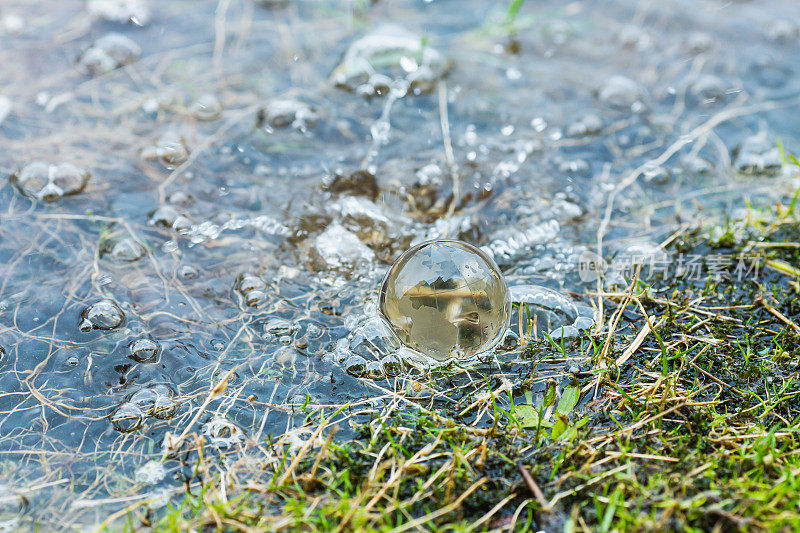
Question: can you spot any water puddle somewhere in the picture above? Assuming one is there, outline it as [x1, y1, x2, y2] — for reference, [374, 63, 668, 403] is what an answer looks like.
[1, 0, 799, 526]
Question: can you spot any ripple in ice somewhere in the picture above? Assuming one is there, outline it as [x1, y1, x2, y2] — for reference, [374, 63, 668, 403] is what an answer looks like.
[509, 285, 595, 341]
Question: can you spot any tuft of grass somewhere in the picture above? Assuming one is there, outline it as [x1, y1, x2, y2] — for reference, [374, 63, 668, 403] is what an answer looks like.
[505, 0, 527, 27]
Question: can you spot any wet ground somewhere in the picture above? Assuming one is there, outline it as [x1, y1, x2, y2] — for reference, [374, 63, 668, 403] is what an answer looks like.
[1, 0, 800, 528]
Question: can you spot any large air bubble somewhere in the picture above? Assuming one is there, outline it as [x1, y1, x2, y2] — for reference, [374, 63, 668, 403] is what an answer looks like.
[379, 240, 510, 361]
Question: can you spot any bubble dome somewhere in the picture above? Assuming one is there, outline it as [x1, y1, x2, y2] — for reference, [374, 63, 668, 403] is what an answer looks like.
[379, 240, 510, 361]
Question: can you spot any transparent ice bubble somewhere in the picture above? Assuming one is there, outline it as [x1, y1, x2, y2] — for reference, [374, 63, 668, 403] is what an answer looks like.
[10, 161, 90, 202]
[684, 32, 714, 55]
[379, 239, 510, 362]
[87, 0, 151, 26]
[110, 237, 146, 261]
[344, 354, 368, 376]
[151, 394, 178, 420]
[237, 273, 268, 307]
[148, 205, 180, 227]
[238, 274, 266, 294]
[499, 328, 520, 350]
[78, 32, 141, 75]
[331, 24, 449, 95]
[690, 74, 729, 104]
[129, 388, 161, 416]
[380, 353, 403, 377]
[202, 417, 244, 449]
[364, 360, 384, 379]
[264, 318, 298, 337]
[128, 384, 174, 416]
[79, 300, 124, 331]
[245, 290, 266, 307]
[597, 75, 646, 112]
[642, 164, 672, 185]
[142, 131, 189, 166]
[566, 113, 602, 136]
[134, 460, 167, 485]
[189, 93, 222, 121]
[129, 337, 160, 362]
[260, 98, 318, 130]
[751, 56, 791, 89]
[348, 316, 401, 359]
[680, 154, 713, 175]
[733, 134, 783, 176]
[616, 24, 655, 51]
[0, 484, 27, 531]
[178, 265, 199, 279]
[109, 402, 144, 432]
[541, 19, 574, 47]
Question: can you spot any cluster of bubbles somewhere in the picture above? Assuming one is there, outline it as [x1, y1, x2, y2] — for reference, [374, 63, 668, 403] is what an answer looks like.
[30, 0, 790, 440]
[733, 134, 783, 176]
[483, 219, 562, 266]
[296, 172, 416, 267]
[184, 214, 287, 245]
[263, 316, 329, 360]
[333, 313, 406, 379]
[148, 203, 193, 234]
[109, 384, 179, 432]
[330, 24, 450, 97]
[236, 272, 268, 307]
[78, 302, 167, 385]
[263, 317, 300, 342]
[10, 162, 90, 202]
[271, 26, 454, 286]
[147, 189, 287, 244]
[565, 113, 603, 137]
